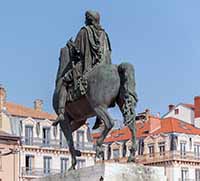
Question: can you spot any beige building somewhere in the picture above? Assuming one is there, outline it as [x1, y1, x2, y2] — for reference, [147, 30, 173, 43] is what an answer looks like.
[0, 85, 95, 180]
[93, 108, 200, 181]
[0, 131, 20, 181]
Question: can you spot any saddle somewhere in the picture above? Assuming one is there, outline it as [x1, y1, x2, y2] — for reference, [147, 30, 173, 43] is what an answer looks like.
[65, 75, 88, 103]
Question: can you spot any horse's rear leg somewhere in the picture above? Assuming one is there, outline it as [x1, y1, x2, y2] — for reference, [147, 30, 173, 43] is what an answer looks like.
[127, 120, 137, 162]
[94, 106, 114, 159]
[60, 115, 77, 170]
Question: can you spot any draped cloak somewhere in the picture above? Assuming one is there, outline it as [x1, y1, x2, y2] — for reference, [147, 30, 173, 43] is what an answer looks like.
[74, 25, 112, 74]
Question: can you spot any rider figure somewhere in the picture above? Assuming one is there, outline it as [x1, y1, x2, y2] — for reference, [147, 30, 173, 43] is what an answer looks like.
[54, 10, 112, 125]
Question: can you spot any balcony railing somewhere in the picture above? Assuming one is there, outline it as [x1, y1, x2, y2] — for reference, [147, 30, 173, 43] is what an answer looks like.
[21, 167, 61, 178]
[21, 137, 95, 151]
[136, 151, 200, 164]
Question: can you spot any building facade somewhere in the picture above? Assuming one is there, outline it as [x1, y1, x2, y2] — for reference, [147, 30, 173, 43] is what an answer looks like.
[93, 109, 200, 181]
[0, 86, 95, 180]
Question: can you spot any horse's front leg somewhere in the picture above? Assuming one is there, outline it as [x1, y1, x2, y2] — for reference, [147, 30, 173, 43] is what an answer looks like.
[95, 106, 114, 160]
[60, 115, 77, 170]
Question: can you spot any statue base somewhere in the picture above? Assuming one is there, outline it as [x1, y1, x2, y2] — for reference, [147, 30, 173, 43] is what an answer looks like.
[35, 163, 166, 181]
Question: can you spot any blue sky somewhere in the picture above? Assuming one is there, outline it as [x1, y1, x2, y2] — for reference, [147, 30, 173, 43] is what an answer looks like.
[1, 0, 200, 121]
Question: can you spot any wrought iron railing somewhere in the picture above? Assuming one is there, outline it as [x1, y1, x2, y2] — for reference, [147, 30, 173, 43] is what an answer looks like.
[21, 137, 95, 151]
[21, 167, 61, 178]
[136, 151, 200, 164]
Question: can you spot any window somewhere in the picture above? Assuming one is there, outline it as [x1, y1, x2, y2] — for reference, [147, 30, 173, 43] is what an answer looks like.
[180, 142, 186, 158]
[138, 139, 144, 156]
[107, 144, 111, 160]
[60, 158, 68, 173]
[43, 156, 52, 174]
[77, 159, 85, 169]
[175, 108, 179, 115]
[196, 169, 200, 181]
[113, 148, 120, 159]
[159, 142, 165, 156]
[43, 127, 50, 146]
[25, 126, 33, 145]
[25, 155, 34, 174]
[194, 144, 200, 159]
[181, 167, 189, 181]
[189, 138, 192, 150]
[77, 130, 84, 150]
[148, 144, 155, 157]
[122, 142, 127, 157]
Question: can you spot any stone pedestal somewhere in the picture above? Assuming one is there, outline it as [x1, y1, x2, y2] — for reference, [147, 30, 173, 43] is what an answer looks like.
[35, 163, 166, 181]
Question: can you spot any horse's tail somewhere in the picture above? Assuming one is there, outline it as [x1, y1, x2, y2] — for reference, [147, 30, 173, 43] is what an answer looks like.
[117, 63, 138, 125]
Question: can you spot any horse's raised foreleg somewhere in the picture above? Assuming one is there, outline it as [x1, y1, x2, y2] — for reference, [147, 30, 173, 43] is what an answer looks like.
[60, 115, 77, 170]
[94, 106, 114, 160]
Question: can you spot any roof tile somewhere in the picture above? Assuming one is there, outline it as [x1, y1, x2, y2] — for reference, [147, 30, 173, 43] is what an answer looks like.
[92, 116, 200, 143]
[5, 102, 56, 120]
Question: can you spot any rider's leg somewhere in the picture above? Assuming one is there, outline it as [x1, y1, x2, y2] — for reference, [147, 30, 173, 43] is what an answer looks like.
[53, 85, 67, 126]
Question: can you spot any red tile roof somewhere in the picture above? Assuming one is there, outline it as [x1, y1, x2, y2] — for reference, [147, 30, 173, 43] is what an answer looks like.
[92, 116, 200, 143]
[154, 117, 200, 135]
[5, 102, 57, 120]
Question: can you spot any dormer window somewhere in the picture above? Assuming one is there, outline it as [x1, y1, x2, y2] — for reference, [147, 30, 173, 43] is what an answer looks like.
[175, 108, 179, 115]
[43, 127, 50, 147]
[25, 125, 33, 145]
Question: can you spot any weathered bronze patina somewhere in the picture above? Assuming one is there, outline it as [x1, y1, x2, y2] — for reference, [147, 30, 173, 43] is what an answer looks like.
[53, 10, 138, 170]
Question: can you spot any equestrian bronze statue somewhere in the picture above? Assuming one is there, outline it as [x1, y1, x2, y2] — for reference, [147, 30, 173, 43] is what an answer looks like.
[52, 10, 138, 170]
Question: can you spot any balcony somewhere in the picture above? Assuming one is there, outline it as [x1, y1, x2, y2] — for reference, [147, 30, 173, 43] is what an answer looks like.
[136, 151, 200, 164]
[21, 137, 95, 151]
[21, 167, 61, 179]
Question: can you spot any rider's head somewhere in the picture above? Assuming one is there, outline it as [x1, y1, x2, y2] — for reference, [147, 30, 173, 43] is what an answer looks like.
[85, 10, 100, 26]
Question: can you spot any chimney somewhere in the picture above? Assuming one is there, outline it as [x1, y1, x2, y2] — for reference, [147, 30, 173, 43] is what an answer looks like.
[194, 96, 200, 118]
[0, 85, 6, 111]
[168, 104, 175, 112]
[145, 109, 150, 120]
[34, 99, 43, 112]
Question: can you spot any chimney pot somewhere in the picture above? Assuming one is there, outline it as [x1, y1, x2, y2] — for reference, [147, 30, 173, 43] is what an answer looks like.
[145, 109, 150, 120]
[0, 85, 6, 111]
[34, 99, 43, 112]
[145, 109, 150, 114]
[168, 104, 175, 112]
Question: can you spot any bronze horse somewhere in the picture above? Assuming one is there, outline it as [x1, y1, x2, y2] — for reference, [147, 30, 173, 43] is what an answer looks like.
[53, 45, 138, 170]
